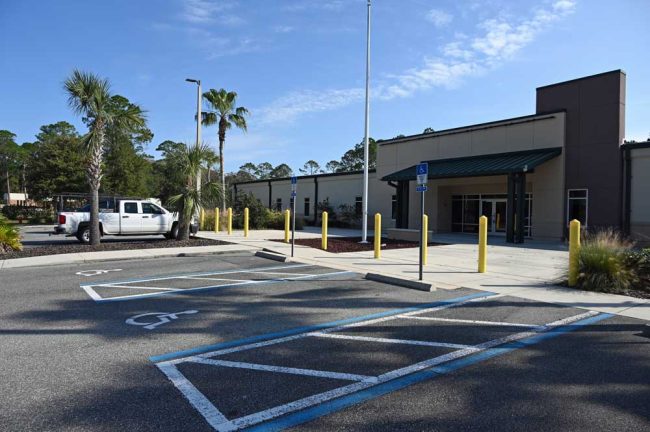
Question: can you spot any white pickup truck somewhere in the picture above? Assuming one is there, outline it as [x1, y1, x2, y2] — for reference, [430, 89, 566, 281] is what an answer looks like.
[55, 199, 198, 243]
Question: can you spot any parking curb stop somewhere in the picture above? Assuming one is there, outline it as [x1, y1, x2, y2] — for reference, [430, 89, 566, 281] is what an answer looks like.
[255, 250, 288, 262]
[365, 273, 435, 292]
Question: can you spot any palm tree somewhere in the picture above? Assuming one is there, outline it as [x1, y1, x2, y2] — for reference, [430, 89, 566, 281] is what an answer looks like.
[201, 89, 248, 212]
[64, 70, 146, 245]
[167, 142, 223, 240]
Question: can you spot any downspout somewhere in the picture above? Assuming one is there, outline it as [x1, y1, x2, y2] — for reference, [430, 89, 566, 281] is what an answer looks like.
[268, 180, 272, 209]
[623, 146, 632, 236]
[313, 177, 319, 225]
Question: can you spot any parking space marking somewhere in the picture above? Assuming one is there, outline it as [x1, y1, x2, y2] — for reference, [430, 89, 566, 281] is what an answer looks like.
[311, 333, 475, 350]
[189, 357, 377, 382]
[150, 293, 495, 363]
[249, 312, 614, 432]
[157, 362, 232, 430]
[399, 315, 539, 328]
[154, 300, 609, 432]
[108, 284, 178, 291]
[170, 294, 496, 362]
[81, 265, 352, 302]
[82, 263, 314, 287]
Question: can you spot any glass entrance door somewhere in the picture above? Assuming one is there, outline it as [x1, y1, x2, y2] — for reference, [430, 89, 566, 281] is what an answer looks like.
[481, 199, 507, 234]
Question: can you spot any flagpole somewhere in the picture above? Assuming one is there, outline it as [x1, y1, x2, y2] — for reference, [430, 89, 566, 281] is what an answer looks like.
[361, 0, 371, 243]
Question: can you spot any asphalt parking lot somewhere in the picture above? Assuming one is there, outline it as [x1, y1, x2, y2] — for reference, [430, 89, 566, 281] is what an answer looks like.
[0, 251, 648, 431]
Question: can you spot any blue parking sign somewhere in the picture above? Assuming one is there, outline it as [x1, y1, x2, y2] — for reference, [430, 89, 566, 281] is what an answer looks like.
[291, 176, 297, 184]
[416, 163, 428, 175]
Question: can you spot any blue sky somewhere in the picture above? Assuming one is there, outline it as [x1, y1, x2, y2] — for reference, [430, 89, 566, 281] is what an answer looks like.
[1, 0, 649, 173]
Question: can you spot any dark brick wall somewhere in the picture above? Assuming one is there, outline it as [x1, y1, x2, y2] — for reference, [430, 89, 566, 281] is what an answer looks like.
[536, 70, 625, 230]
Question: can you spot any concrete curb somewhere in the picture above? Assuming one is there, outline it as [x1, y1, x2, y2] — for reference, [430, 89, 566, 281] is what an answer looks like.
[255, 251, 288, 262]
[0, 247, 254, 270]
[365, 273, 435, 292]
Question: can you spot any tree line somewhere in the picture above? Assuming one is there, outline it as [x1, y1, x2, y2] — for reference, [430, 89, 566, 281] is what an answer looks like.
[228, 137, 379, 182]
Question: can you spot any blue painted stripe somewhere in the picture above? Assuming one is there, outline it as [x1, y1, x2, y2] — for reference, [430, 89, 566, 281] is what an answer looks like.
[241, 312, 613, 432]
[149, 292, 494, 362]
[94, 271, 353, 303]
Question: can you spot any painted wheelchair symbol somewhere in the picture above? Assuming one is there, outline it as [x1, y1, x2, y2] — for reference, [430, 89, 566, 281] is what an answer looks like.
[125, 310, 198, 330]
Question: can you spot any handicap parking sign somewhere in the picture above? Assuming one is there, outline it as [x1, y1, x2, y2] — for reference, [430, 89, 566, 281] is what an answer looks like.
[416, 163, 428, 185]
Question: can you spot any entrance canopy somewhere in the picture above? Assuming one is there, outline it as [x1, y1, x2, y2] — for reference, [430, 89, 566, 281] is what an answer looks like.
[381, 147, 562, 181]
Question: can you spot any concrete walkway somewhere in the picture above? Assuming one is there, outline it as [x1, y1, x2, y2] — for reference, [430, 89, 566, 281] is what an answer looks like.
[197, 228, 650, 321]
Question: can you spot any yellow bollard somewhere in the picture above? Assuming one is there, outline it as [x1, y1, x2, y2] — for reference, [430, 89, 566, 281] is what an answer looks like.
[244, 207, 249, 238]
[478, 215, 487, 273]
[422, 215, 428, 265]
[200, 209, 205, 231]
[214, 208, 219, 233]
[322, 211, 328, 250]
[568, 219, 581, 286]
[284, 209, 290, 243]
[227, 207, 232, 235]
[374, 213, 381, 259]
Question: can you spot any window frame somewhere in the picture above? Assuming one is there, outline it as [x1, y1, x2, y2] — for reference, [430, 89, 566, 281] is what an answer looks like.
[304, 197, 310, 217]
[566, 188, 588, 228]
[354, 196, 362, 217]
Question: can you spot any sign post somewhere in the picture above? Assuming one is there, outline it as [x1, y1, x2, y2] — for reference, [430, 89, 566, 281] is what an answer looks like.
[291, 176, 297, 257]
[416, 163, 428, 280]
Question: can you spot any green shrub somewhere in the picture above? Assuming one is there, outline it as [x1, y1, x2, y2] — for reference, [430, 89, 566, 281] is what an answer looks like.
[1, 205, 49, 222]
[233, 193, 269, 229]
[574, 229, 637, 294]
[624, 248, 650, 293]
[0, 215, 22, 253]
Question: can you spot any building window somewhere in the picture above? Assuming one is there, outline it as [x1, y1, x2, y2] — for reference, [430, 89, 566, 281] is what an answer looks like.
[355, 196, 362, 216]
[304, 197, 310, 217]
[391, 195, 397, 220]
[275, 198, 282, 211]
[567, 189, 588, 227]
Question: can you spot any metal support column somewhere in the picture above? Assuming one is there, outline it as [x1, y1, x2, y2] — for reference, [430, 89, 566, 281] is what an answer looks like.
[506, 174, 516, 243]
[515, 173, 526, 244]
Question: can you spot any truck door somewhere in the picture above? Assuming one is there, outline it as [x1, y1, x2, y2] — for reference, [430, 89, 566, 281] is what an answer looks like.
[141, 202, 168, 233]
[120, 201, 142, 233]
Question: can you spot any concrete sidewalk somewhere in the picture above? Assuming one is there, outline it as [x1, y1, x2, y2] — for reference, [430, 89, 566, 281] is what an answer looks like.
[197, 228, 650, 321]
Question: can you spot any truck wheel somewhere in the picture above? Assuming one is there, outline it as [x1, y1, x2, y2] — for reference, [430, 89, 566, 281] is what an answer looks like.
[170, 223, 179, 240]
[76, 226, 91, 244]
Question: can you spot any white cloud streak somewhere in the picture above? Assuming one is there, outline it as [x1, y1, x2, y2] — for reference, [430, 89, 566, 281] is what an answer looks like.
[426, 9, 453, 27]
[259, 0, 577, 123]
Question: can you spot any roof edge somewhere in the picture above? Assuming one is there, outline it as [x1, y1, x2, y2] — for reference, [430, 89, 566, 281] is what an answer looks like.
[536, 69, 625, 91]
[233, 169, 376, 186]
[378, 111, 565, 146]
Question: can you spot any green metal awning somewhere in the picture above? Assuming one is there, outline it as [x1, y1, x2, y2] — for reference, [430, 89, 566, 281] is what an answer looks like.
[381, 147, 562, 181]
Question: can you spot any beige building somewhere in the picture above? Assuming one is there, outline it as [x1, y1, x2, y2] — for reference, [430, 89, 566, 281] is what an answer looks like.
[234, 70, 649, 245]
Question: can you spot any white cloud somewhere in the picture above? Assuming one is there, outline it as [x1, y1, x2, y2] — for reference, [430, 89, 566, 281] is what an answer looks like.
[259, 0, 578, 123]
[426, 9, 453, 27]
[180, 0, 240, 24]
[257, 88, 365, 124]
[273, 25, 294, 33]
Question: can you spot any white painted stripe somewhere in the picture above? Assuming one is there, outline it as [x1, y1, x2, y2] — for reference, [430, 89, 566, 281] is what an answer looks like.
[189, 357, 376, 382]
[245, 271, 312, 277]
[90, 270, 352, 302]
[156, 362, 233, 431]
[226, 309, 600, 430]
[310, 332, 473, 350]
[178, 277, 250, 282]
[398, 315, 538, 328]
[474, 310, 600, 350]
[98, 284, 177, 291]
[80, 285, 102, 301]
[83, 263, 314, 287]
[163, 294, 497, 363]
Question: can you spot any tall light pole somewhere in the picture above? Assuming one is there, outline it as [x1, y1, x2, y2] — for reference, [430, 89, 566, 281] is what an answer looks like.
[361, 0, 371, 243]
[186, 78, 202, 196]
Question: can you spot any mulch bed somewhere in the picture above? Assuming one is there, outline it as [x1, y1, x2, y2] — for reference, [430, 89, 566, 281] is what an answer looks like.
[1, 238, 230, 260]
[270, 236, 446, 253]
